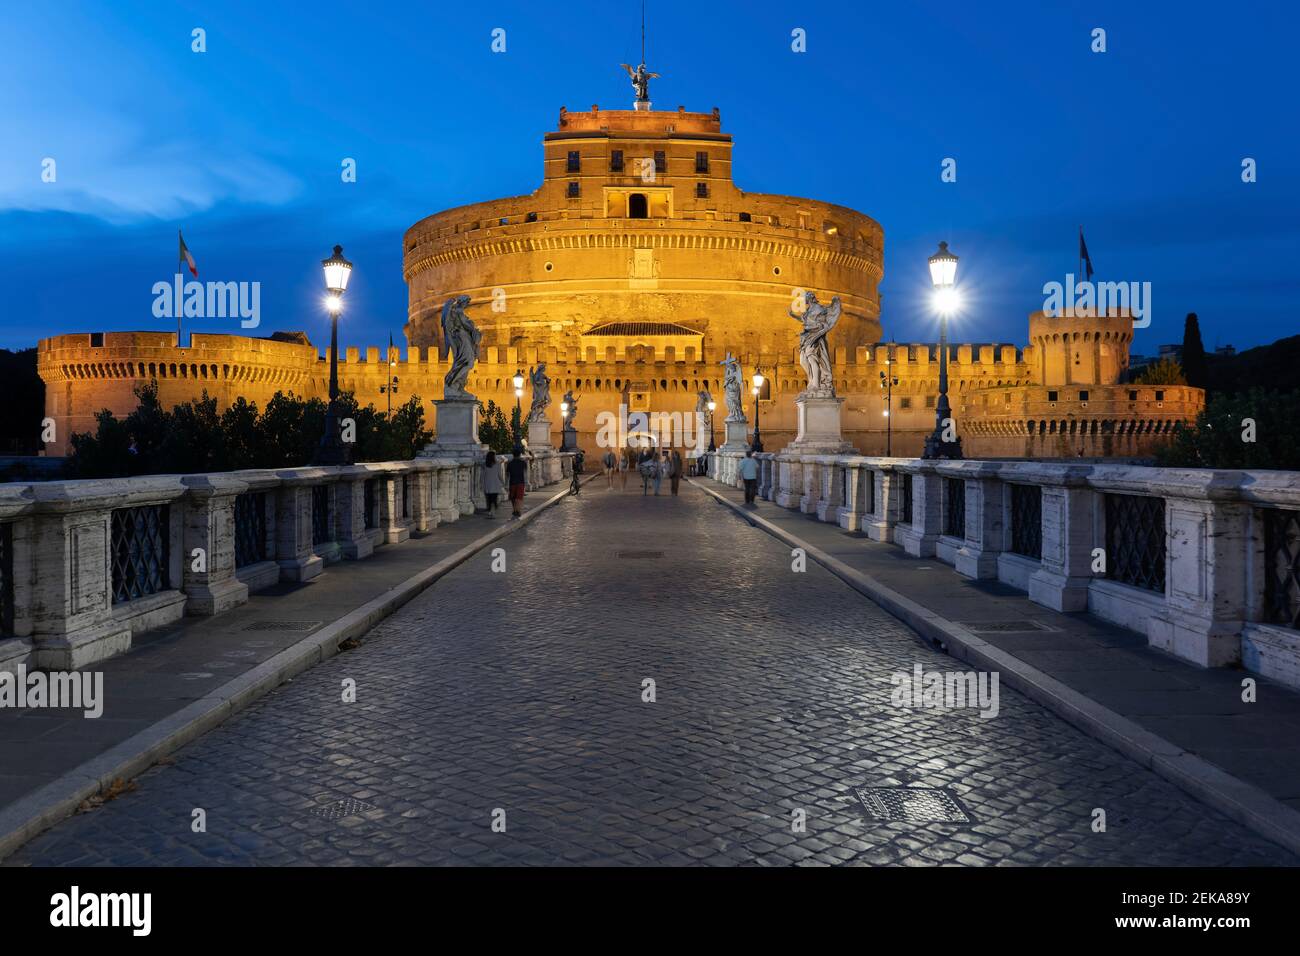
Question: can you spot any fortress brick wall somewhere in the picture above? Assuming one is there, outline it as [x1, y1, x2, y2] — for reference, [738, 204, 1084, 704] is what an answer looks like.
[37, 325, 1201, 461]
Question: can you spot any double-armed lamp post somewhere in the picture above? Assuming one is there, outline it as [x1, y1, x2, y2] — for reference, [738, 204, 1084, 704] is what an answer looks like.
[921, 241, 964, 460]
[315, 245, 354, 466]
[879, 341, 898, 457]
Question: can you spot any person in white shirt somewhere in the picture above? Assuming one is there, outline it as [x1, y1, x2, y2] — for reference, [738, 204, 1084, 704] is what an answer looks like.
[739, 448, 760, 504]
[482, 451, 505, 517]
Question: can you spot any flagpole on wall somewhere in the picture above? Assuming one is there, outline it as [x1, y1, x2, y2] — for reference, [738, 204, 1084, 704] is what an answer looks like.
[177, 229, 183, 346]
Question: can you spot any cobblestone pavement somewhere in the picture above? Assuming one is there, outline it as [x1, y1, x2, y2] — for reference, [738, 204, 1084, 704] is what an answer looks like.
[8, 482, 1296, 866]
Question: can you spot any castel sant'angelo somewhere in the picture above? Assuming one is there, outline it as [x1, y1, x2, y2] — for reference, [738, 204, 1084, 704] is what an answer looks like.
[37, 71, 1202, 458]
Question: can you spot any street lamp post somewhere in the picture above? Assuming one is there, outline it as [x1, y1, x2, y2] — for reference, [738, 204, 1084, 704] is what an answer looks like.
[379, 340, 399, 418]
[922, 241, 964, 460]
[879, 341, 898, 456]
[707, 400, 717, 452]
[750, 368, 765, 453]
[316, 245, 353, 466]
[512, 369, 525, 445]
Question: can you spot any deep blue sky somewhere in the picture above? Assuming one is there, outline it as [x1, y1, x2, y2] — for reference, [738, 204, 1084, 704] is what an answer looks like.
[1, 0, 1296, 355]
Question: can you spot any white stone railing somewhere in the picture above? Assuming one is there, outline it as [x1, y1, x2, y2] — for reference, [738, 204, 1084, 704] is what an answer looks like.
[705, 450, 1300, 689]
[0, 453, 573, 673]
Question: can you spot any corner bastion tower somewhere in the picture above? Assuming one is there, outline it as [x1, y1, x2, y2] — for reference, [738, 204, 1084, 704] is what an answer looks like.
[402, 101, 884, 368]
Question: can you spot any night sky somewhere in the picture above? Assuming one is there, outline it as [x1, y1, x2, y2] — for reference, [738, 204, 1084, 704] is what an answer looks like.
[1, 0, 1295, 355]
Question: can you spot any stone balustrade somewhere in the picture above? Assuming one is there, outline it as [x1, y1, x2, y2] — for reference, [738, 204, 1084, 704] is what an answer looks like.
[706, 450, 1300, 689]
[0, 454, 572, 674]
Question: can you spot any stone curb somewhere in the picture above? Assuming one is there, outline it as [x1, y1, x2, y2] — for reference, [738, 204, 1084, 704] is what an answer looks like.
[691, 478, 1300, 858]
[0, 476, 590, 862]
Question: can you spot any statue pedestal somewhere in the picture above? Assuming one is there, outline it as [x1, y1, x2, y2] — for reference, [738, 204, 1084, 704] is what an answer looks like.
[719, 419, 751, 452]
[560, 422, 578, 453]
[420, 396, 487, 459]
[527, 418, 553, 451]
[782, 395, 855, 454]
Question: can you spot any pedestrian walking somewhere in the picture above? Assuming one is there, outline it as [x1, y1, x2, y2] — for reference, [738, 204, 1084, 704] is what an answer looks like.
[506, 445, 529, 518]
[653, 451, 668, 496]
[602, 448, 617, 489]
[739, 447, 759, 505]
[670, 448, 683, 496]
[482, 450, 504, 517]
[618, 449, 629, 490]
[639, 447, 654, 495]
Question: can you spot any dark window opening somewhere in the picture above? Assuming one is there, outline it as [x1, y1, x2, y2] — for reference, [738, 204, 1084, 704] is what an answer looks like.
[695, 182, 708, 198]
[738, 212, 752, 222]
[1079, 390, 1089, 401]
[567, 181, 580, 198]
[525, 212, 538, 223]
[695, 151, 709, 173]
[653, 150, 666, 173]
[1047, 390, 1058, 402]
[566, 150, 580, 172]
[610, 150, 624, 172]
[628, 193, 648, 218]
[90, 332, 104, 348]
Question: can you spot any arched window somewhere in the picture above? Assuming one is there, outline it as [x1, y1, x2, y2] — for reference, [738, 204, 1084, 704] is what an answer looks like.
[629, 193, 648, 219]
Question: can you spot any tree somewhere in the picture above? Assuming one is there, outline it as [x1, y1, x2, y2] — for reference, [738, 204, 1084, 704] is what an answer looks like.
[65, 384, 431, 477]
[1155, 389, 1300, 469]
[477, 400, 514, 454]
[1135, 358, 1187, 386]
[0, 348, 44, 454]
[1181, 312, 1209, 389]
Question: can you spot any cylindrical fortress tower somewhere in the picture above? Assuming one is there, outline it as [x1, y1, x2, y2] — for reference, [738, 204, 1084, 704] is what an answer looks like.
[402, 105, 884, 360]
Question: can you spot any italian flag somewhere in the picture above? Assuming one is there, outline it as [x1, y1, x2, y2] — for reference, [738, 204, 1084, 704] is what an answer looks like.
[178, 230, 198, 278]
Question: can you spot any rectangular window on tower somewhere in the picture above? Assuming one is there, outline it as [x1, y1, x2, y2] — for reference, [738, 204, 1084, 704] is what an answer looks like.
[695, 151, 709, 173]
[610, 150, 624, 172]
[566, 181, 580, 198]
[567, 151, 580, 172]
[654, 150, 666, 173]
[695, 182, 709, 198]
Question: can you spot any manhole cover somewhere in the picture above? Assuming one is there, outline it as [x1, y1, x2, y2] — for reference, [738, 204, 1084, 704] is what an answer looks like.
[959, 620, 1057, 633]
[855, 787, 973, 824]
[310, 797, 379, 821]
[615, 550, 665, 559]
[243, 621, 322, 632]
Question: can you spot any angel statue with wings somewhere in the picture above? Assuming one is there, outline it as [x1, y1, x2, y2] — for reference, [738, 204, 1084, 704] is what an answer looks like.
[441, 294, 481, 400]
[620, 62, 660, 104]
[527, 363, 552, 423]
[791, 291, 843, 398]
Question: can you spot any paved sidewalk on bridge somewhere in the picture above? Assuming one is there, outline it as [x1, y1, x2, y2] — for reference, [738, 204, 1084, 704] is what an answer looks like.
[692, 478, 1300, 850]
[0, 480, 582, 857]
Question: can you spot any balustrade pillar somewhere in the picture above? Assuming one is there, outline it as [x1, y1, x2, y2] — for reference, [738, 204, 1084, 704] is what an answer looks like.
[181, 474, 250, 615]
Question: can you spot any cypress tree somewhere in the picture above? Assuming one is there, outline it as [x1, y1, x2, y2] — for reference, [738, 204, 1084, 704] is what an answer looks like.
[1182, 312, 1209, 390]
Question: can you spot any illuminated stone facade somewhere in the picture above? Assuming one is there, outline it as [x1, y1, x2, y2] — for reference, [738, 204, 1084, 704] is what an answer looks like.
[37, 102, 1203, 459]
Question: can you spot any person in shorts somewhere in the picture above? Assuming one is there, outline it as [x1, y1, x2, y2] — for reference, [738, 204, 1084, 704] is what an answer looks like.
[506, 445, 529, 518]
[601, 449, 617, 488]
